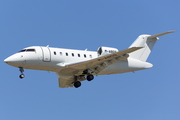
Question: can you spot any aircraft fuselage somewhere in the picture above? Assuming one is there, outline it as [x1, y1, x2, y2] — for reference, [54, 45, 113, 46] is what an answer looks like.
[4, 46, 152, 75]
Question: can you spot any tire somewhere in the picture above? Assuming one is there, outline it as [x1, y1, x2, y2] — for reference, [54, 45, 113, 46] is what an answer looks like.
[74, 81, 81, 88]
[87, 75, 94, 81]
[19, 74, 25, 79]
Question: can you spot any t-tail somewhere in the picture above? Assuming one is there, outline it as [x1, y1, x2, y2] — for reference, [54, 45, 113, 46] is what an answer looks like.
[129, 31, 175, 62]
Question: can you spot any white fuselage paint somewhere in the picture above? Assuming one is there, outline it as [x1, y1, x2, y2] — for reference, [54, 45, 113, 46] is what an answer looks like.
[4, 46, 153, 75]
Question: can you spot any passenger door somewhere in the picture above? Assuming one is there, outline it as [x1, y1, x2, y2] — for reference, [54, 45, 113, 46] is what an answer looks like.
[41, 47, 51, 62]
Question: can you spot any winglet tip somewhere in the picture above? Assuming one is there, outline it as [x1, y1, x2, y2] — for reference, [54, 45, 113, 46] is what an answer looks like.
[168, 30, 176, 33]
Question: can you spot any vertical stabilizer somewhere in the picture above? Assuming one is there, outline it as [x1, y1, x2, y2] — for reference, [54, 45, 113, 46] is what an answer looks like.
[129, 31, 175, 61]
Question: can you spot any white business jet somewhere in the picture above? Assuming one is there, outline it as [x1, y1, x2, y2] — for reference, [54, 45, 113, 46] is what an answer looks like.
[4, 31, 174, 88]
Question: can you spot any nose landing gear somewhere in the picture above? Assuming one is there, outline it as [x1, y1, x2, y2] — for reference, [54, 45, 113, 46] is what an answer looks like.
[19, 67, 25, 79]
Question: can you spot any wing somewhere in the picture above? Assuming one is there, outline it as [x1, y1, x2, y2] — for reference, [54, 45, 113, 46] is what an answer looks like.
[57, 47, 142, 88]
[64, 47, 142, 74]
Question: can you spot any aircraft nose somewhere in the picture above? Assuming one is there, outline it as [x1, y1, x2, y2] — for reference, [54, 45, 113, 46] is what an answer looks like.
[4, 57, 12, 64]
[4, 54, 25, 66]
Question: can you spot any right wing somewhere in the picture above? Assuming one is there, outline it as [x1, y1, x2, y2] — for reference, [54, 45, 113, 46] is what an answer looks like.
[148, 31, 175, 39]
[56, 73, 74, 88]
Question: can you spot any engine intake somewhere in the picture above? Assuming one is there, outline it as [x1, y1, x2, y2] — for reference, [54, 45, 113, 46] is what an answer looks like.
[97, 47, 118, 57]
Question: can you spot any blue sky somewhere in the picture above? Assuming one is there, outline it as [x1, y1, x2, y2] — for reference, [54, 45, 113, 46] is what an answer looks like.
[1, 0, 180, 120]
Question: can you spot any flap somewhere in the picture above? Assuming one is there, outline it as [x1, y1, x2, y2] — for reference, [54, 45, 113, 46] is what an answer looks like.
[56, 73, 74, 88]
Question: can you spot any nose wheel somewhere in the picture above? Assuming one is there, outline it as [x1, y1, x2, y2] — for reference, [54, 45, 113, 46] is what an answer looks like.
[19, 74, 25, 79]
[19, 67, 25, 79]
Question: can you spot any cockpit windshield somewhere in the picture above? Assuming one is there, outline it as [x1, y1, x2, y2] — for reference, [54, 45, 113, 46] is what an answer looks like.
[19, 49, 36, 52]
[26, 49, 35, 52]
[19, 49, 26, 52]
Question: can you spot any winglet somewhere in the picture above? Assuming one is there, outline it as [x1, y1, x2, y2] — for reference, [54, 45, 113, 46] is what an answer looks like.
[148, 31, 175, 39]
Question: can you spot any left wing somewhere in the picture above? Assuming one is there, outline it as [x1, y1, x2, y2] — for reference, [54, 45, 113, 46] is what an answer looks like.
[62, 47, 142, 74]
[57, 47, 142, 88]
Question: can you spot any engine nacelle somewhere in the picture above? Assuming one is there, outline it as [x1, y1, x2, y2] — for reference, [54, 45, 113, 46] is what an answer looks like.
[97, 46, 118, 57]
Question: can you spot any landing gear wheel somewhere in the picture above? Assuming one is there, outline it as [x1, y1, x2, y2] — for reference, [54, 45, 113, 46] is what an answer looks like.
[87, 75, 94, 81]
[74, 81, 81, 88]
[19, 67, 25, 79]
[19, 74, 25, 79]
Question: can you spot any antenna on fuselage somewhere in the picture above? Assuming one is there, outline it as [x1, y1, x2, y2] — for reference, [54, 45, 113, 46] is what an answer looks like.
[85, 49, 88, 51]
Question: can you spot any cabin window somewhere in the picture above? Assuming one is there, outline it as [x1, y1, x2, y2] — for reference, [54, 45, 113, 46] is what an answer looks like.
[66, 53, 68, 56]
[60, 52, 62, 56]
[84, 54, 86, 58]
[72, 53, 74, 57]
[78, 54, 80, 57]
[90, 55, 92, 58]
[54, 51, 56, 55]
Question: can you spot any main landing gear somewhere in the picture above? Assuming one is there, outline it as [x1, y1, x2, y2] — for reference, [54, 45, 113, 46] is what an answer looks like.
[73, 74, 94, 88]
[73, 76, 82, 88]
[74, 81, 81, 88]
[87, 74, 94, 81]
[19, 67, 25, 79]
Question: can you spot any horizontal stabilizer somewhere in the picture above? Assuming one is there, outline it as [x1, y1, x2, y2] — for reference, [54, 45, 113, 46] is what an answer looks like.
[148, 31, 175, 39]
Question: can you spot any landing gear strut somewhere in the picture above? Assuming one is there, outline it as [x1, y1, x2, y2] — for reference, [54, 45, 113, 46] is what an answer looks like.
[19, 67, 25, 79]
[83, 69, 94, 81]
